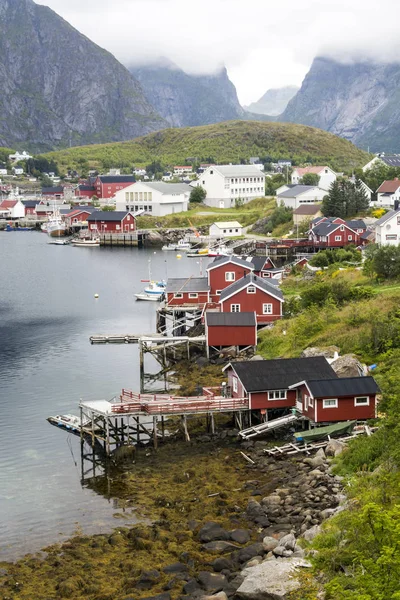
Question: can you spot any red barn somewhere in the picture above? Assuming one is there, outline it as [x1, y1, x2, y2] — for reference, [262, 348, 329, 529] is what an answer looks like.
[223, 357, 337, 412]
[166, 277, 210, 306]
[94, 176, 135, 199]
[87, 211, 136, 233]
[219, 273, 284, 324]
[289, 377, 380, 423]
[205, 311, 257, 350]
[21, 200, 37, 216]
[207, 256, 254, 302]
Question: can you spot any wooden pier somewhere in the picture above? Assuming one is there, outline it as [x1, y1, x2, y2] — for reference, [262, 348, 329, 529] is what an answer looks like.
[99, 231, 147, 247]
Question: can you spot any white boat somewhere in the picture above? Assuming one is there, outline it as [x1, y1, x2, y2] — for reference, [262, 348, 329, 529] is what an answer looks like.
[208, 245, 233, 257]
[48, 238, 70, 245]
[162, 238, 192, 251]
[72, 237, 100, 247]
[135, 260, 165, 301]
[47, 413, 95, 434]
[135, 292, 163, 302]
[41, 223, 48, 233]
[47, 207, 66, 237]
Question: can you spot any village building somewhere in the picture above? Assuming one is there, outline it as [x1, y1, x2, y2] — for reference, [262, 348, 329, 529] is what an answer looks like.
[75, 185, 96, 201]
[249, 256, 285, 280]
[291, 166, 337, 191]
[21, 200, 38, 216]
[41, 186, 65, 199]
[197, 165, 266, 209]
[362, 153, 400, 172]
[173, 166, 193, 176]
[289, 377, 380, 422]
[165, 278, 210, 307]
[64, 206, 97, 228]
[87, 211, 136, 233]
[209, 221, 244, 238]
[207, 256, 254, 302]
[94, 175, 135, 200]
[205, 312, 257, 353]
[309, 217, 364, 247]
[375, 178, 400, 208]
[219, 273, 284, 324]
[0, 199, 25, 219]
[8, 150, 32, 162]
[293, 204, 323, 227]
[374, 206, 400, 246]
[115, 182, 191, 216]
[12, 167, 24, 176]
[277, 185, 326, 209]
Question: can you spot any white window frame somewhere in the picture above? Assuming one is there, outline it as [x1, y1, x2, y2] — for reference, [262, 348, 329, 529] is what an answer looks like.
[174, 292, 183, 299]
[188, 293, 198, 299]
[225, 272, 235, 282]
[334, 236, 342, 241]
[247, 286, 256, 294]
[233, 377, 238, 393]
[323, 398, 338, 408]
[263, 303, 273, 315]
[216, 289, 222, 295]
[348, 235, 353, 240]
[304, 394, 309, 410]
[308, 396, 314, 408]
[231, 304, 241, 313]
[268, 390, 287, 400]
[354, 396, 369, 407]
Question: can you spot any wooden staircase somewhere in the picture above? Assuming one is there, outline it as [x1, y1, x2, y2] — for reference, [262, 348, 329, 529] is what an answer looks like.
[238, 413, 300, 439]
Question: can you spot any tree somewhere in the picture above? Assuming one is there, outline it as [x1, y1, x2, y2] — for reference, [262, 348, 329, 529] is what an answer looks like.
[300, 173, 320, 186]
[41, 175, 53, 187]
[146, 161, 163, 177]
[265, 173, 285, 196]
[322, 179, 369, 218]
[190, 186, 206, 204]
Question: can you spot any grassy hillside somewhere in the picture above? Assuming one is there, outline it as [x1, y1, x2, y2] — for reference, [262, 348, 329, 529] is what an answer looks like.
[42, 120, 371, 173]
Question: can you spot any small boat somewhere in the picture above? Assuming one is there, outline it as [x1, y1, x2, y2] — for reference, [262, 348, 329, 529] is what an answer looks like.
[5, 224, 34, 231]
[162, 238, 192, 251]
[49, 238, 71, 245]
[144, 280, 166, 295]
[47, 413, 97, 435]
[207, 245, 233, 257]
[41, 223, 48, 233]
[135, 259, 166, 301]
[72, 236, 100, 247]
[187, 248, 209, 258]
[294, 420, 357, 443]
[135, 292, 164, 302]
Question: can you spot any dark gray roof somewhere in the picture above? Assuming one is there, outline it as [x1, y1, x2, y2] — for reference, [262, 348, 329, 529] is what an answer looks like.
[374, 209, 396, 227]
[21, 200, 37, 207]
[229, 357, 337, 393]
[167, 277, 209, 293]
[305, 377, 380, 397]
[277, 185, 319, 198]
[346, 219, 366, 230]
[42, 186, 64, 193]
[220, 273, 284, 302]
[87, 211, 131, 221]
[208, 256, 254, 271]
[312, 222, 338, 236]
[293, 204, 322, 215]
[381, 156, 400, 167]
[205, 312, 256, 327]
[98, 175, 135, 183]
[78, 185, 96, 192]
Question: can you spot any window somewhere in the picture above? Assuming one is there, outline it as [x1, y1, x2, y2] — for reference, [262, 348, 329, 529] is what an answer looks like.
[116, 224, 120, 230]
[355, 396, 369, 406]
[216, 289, 222, 295]
[148, 205, 152, 212]
[225, 272, 235, 282]
[231, 304, 240, 312]
[263, 303, 273, 314]
[134, 192, 138, 201]
[174, 293, 183, 299]
[308, 396, 314, 407]
[386, 234, 397, 240]
[188, 293, 198, 299]
[340, 225, 344, 231]
[130, 192, 134, 201]
[139, 192, 143, 201]
[210, 170, 213, 175]
[144, 192, 147, 201]
[125, 192, 129, 201]
[233, 377, 238, 393]
[134, 205, 139, 212]
[247, 286, 256, 294]
[268, 390, 287, 400]
[144, 206, 147, 211]
[335, 236, 342, 241]
[348, 235, 353, 240]
[148, 192, 152, 201]
[323, 398, 338, 408]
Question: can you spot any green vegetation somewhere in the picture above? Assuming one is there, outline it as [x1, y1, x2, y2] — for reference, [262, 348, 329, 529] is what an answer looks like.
[189, 185, 206, 203]
[358, 161, 400, 192]
[322, 178, 369, 218]
[309, 247, 362, 267]
[363, 245, 400, 280]
[251, 204, 293, 236]
[42, 121, 370, 174]
[300, 172, 320, 186]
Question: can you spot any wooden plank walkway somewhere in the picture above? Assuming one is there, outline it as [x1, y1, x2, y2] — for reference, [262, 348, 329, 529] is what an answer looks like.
[90, 334, 206, 344]
[239, 413, 300, 439]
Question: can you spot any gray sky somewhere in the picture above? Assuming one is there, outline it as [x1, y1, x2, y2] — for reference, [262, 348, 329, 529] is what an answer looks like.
[39, 0, 400, 105]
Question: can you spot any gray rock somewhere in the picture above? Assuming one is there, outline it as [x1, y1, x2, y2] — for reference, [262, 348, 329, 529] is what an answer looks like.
[200, 593, 229, 600]
[262, 495, 281, 506]
[199, 522, 230, 543]
[141, 594, 171, 600]
[320, 508, 337, 520]
[211, 558, 233, 573]
[262, 536, 279, 552]
[183, 578, 203, 594]
[278, 533, 296, 551]
[237, 558, 312, 599]
[136, 569, 161, 590]
[230, 529, 251, 544]
[245, 557, 263, 568]
[272, 545, 286, 557]
[202, 541, 239, 554]
[302, 524, 321, 542]
[197, 571, 227, 592]
[238, 543, 265, 563]
[325, 439, 346, 457]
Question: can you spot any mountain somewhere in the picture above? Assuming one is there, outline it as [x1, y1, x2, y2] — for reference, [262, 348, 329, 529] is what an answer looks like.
[0, 0, 165, 152]
[130, 59, 244, 128]
[282, 57, 400, 152]
[245, 86, 299, 116]
[44, 120, 370, 174]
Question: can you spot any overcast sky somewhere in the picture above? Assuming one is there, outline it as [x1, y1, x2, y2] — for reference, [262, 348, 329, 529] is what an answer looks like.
[39, 0, 400, 105]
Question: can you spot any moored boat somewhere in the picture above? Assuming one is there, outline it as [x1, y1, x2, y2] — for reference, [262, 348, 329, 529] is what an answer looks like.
[47, 207, 66, 237]
[294, 420, 357, 443]
[47, 413, 98, 435]
[207, 244, 233, 257]
[72, 236, 100, 247]
[134, 292, 164, 302]
[5, 223, 34, 231]
[187, 247, 209, 258]
[162, 238, 192, 251]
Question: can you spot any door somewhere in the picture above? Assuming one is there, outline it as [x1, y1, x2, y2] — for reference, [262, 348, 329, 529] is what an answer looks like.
[219, 200, 225, 209]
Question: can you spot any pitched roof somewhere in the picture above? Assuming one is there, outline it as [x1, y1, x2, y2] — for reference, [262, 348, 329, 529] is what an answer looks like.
[293, 166, 328, 175]
[299, 376, 380, 397]
[97, 175, 135, 183]
[87, 211, 133, 221]
[219, 273, 284, 302]
[312, 220, 357, 237]
[139, 182, 192, 194]
[42, 186, 64, 193]
[380, 155, 400, 168]
[210, 165, 266, 178]
[377, 179, 400, 193]
[211, 221, 243, 229]
[346, 219, 366, 230]
[277, 185, 322, 198]
[21, 200, 37, 208]
[227, 357, 337, 393]
[77, 185, 96, 192]
[166, 277, 209, 293]
[0, 200, 18, 208]
[374, 209, 397, 227]
[205, 312, 256, 327]
[207, 256, 254, 272]
[293, 204, 322, 215]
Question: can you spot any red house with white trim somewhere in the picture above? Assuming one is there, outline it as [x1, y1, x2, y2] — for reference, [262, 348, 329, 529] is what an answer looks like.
[250, 256, 285, 280]
[75, 185, 96, 200]
[207, 256, 254, 302]
[309, 217, 366, 247]
[205, 312, 257, 350]
[87, 211, 136, 233]
[219, 273, 284, 324]
[94, 176, 135, 199]
[64, 207, 96, 228]
[166, 277, 210, 306]
[289, 377, 379, 422]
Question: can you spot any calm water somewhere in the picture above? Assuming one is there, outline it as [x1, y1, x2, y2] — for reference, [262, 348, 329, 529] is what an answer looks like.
[0, 232, 209, 560]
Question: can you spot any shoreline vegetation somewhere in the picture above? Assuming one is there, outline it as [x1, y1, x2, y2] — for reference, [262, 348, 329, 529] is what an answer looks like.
[2, 263, 400, 599]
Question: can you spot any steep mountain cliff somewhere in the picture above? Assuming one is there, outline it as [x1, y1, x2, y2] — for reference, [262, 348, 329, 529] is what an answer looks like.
[0, 0, 165, 152]
[245, 86, 299, 116]
[282, 57, 400, 152]
[130, 59, 244, 128]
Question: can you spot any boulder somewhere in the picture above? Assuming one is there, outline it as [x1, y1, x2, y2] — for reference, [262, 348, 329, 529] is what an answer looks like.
[200, 593, 228, 600]
[211, 558, 233, 573]
[141, 594, 171, 600]
[202, 541, 239, 554]
[278, 533, 296, 551]
[301, 346, 339, 359]
[330, 354, 364, 378]
[136, 569, 161, 590]
[325, 439, 346, 457]
[199, 522, 230, 543]
[262, 536, 279, 552]
[163, 562, 188, 575]
[197, 571, 227, 592]
[236, 558, 312, 599]
[302, 524, 321, 542]
[230, 529, 251, 544]
[183, 578, 203, 594]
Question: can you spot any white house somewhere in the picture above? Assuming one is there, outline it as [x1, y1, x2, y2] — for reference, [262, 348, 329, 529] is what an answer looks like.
[276, 185, 326, 209]
[362, 154, 400, 172]
[8, 150, 32, 162]
[13, 167, 24, 176]
[174, 166, 193, 176]
[115, 182, 192, 216]
[375, 179, 400, 208]
[291, 166, 337, 191]
[374, 207, 400, 246]
[0, 199, 25, 218]
[198, 165, 266, 209]
[133, 168, 147, 177]
[209, 221, 244, 238]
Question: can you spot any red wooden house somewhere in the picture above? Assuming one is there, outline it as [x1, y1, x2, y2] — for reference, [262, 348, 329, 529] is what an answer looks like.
[219, 273, 284, 324]
[205, 312, 257, 351]
[75, 185, 96, 200]
[207, 256, 254, 302]
[289, 377, 380, 422]
[309, 217, 366, 247]
[166, 278, 210, 306]
[223, 357, 337, 412]
[87, 211, 136, 233]
[21, 200, 37, 216]
[94, 176, 135, 199]
[250, 256, 285, 280]
[64, 207, 96, 228]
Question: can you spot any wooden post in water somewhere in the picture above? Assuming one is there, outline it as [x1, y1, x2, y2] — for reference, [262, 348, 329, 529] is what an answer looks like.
[91, 410, 95, 447]
[139, 339, 144, 393]
[80, 406, 83, 441]
[105, 418, 110, 455]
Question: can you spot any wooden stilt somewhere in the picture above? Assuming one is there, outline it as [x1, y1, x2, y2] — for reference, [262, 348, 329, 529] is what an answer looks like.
[91, 410, 95, 447]
[80, 406, 83, 441]
[182, 415, 190, 442]
[153, 416, 158, 449]
[210, 413, 215, 435]
[161, 416, 165, 441]
[105, 418, 110, 456]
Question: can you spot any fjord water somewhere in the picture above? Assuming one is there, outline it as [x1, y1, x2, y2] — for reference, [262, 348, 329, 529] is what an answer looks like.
[0, 233, 208, 560]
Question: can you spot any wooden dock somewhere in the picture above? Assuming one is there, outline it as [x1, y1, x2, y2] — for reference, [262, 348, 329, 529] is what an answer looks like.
[99, 232, 147, 247]
[90, 333, 164, 344]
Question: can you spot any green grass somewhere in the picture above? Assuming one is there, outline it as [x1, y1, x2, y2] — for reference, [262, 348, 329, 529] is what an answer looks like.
[42, 120, 371, 173]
